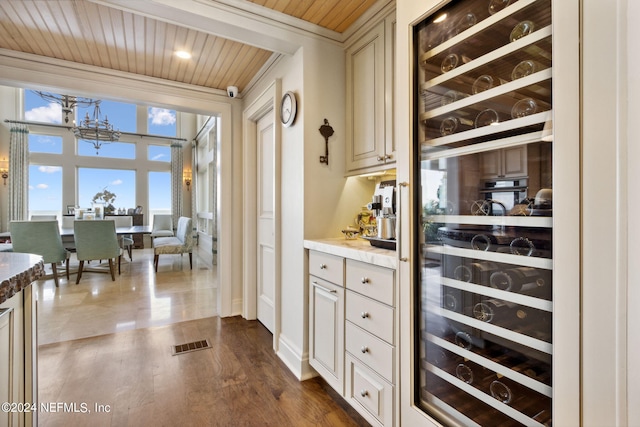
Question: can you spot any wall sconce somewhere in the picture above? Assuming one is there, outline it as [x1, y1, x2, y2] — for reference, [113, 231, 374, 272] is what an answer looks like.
[183, 170, 191, 191]
[0, 159, 8, 186]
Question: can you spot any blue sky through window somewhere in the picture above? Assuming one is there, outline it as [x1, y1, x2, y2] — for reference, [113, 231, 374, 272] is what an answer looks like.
[29, 165, 62, 211]
[78, 168, 136, 209]
[25, 90, 175, 213]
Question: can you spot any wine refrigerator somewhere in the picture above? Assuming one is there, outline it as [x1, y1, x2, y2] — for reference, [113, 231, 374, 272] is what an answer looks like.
[412, 0, 554, 425]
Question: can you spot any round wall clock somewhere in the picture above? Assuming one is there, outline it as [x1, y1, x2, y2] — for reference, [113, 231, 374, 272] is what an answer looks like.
[280, 91, 297, 127]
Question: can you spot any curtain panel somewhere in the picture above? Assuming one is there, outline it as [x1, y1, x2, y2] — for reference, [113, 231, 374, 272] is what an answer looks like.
[170, 143, 183, 228]
[9, 124, 29, 221]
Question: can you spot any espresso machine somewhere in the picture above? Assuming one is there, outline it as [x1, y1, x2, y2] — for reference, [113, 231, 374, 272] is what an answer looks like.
[367, 180, 397, 247]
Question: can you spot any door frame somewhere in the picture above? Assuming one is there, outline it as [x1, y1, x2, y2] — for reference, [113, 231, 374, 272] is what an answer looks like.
[242, 79, 282, 350]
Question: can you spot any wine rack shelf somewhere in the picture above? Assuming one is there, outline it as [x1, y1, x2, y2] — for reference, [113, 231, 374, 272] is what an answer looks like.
[427, 245, 552, 269]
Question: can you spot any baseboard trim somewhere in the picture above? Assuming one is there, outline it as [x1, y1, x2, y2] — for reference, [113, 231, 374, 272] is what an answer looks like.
[277, 333, 316, 381]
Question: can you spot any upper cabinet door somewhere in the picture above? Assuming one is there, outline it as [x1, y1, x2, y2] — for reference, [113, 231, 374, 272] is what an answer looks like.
[346, 20, 386, 172]
[345, 12, 396, 175]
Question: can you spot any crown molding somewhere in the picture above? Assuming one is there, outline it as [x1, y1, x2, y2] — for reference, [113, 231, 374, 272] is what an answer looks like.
[0, 49, 232, 113]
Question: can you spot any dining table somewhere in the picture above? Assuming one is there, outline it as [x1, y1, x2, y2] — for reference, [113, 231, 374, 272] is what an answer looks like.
[59, 225, 153, 237]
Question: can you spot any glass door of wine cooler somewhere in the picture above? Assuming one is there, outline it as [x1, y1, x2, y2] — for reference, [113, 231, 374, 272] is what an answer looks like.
[414, 0, 553, 425]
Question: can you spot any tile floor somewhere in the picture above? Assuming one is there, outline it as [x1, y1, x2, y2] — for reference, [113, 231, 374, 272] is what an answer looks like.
[36, 246, 218, 345]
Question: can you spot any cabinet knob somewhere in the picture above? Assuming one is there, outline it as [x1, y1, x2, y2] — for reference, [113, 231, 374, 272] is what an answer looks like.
[319, 264, 327, 269]
[377, 155, 385, 162]
[361, 277, 369, 284]
[384, 154, 392, 160]
[360, 346, 369, 354]
[361, 311, 369, 319]
[360, 390, 369, 397]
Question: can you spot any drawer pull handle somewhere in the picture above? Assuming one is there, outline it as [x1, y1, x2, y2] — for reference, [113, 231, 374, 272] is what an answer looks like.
[360, 390, 369, 397]
[361, 277, 369, 284]
[319, 263, 327, 269]
[361, 346, 369, 354]
[361, 312, 369, 319]
[312, 282, 337, 294]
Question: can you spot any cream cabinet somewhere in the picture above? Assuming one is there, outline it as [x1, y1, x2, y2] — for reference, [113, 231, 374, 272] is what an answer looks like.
[345, 12, 396, 174]
[308, 251, 345, 394]
[344, 259, 397, 427]
[0, 307, 16, 427]
[480, 146, 528, 179]
[307, 243, 398, 426]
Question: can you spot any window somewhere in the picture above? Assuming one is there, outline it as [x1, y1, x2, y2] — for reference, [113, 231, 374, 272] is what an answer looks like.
[29, 134, 63, 154]
[148, 171, 171, 217]
[24, 90, 63, 124]
[78, 168, 136, 211]
[28, 164, 62, 218]
[77, 140, 136, 159]
[148, 107, 177, 136]
[148, 145, 171, 162]
[76, 99, 137, 158]
[77, 100, 136, 132]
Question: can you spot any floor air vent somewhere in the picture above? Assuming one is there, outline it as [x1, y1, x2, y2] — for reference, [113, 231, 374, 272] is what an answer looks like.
[172, 339, 211, 355]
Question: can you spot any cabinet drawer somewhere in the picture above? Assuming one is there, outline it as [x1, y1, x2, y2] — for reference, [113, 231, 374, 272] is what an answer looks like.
[345, 353, 394, 427]
[309, 251, 344, 286]
[346, 259, 394, 306]
[346, 290, 394, 345]
[346, 321, 394, 383]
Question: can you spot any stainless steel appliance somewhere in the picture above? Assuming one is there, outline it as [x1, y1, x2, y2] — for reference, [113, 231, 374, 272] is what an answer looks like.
[366, 180, 397, 249]
[480, 178, 528, 214]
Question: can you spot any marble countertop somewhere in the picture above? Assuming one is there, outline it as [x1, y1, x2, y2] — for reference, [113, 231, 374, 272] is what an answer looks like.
[303, 238, 397, 270]
[0, 253, 45, 304]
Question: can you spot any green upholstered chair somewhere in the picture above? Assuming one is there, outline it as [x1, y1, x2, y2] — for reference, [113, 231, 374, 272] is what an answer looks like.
[153, 217, 193, 272]
[150, 214, 174, 243]
[73, 220, 122, 284]
[112, 215, 134, 260]
[9, 220, 70, 287]
[30, 215, 57, 221]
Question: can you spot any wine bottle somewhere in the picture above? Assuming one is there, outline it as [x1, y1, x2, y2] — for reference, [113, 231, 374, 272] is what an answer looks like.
[489, 267, 548, 292]
[453, 264, 473, 282]
[451, 261, 499, 284]
[455, 362, 495, 386]
[472, 298, 521, 324]
[469, 261, 499, 284]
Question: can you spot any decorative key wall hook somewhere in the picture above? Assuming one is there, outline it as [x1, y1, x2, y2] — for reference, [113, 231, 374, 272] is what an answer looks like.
[318, 118, 334, 165]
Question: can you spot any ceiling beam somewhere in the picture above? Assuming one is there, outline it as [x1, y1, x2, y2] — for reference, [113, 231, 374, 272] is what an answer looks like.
[89, 0, 338, 55]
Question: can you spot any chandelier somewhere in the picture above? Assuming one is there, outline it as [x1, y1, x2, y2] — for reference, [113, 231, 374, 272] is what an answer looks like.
[72, 102, 121, 154]
[33, 91, 98, 123]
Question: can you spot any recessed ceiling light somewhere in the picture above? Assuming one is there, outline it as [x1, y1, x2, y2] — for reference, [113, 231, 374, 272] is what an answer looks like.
[175, 50, 192, 59]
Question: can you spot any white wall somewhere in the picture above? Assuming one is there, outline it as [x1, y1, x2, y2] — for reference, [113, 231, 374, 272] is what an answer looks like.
[0, 85, 19, 231]
[242, 25, 379, 379]
[626, 0, 640, 424]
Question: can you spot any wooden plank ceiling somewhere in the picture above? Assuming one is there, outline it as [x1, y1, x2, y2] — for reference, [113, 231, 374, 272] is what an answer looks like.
[0, 0, 377, 94]
[245, 0, 380, 33]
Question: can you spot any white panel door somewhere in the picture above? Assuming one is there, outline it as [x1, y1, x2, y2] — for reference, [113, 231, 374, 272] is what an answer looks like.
[257, 111, 275, 333]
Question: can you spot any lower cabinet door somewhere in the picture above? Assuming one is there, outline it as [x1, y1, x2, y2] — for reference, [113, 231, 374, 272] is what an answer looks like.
[309, 275, 345, 394]
[345, 353, 394, 427]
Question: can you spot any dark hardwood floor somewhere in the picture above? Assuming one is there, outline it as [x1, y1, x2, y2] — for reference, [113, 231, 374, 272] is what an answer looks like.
[38, 316, 370, 426]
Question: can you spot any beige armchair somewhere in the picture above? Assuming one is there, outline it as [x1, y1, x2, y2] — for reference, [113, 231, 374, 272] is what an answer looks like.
[10, 220, 70, 287]
[151, 214, 174, 239]
[153, 217, 193, 272]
